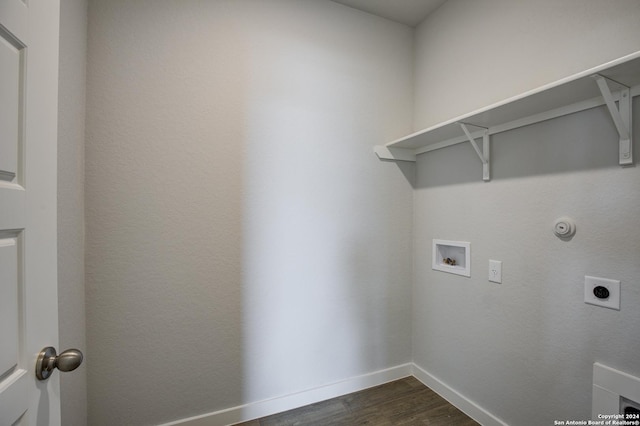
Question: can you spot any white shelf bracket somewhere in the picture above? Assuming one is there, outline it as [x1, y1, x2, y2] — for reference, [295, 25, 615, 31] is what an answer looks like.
[593, 74, 633, 166]
[373, 145, 416, 162]
[459, 122, 490, 181]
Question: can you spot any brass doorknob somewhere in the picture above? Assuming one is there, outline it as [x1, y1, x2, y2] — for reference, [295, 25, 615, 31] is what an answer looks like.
[35, 346, 83, 381]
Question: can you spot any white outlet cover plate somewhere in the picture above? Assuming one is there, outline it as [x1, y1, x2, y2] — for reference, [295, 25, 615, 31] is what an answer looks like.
[489, 260, 502, 283]
[584, 275, 620, 310]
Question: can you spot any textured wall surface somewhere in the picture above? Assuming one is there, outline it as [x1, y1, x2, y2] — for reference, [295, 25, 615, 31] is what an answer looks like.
[414, 0, 640, 129]
[85, 1, 413, 424]
[414, 104, 640, 425]
[57, 0, 88, 424]
[412, 1, 640, 424]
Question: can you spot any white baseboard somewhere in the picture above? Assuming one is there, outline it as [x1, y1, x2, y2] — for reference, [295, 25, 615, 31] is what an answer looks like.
[160, 363, 507, 426]
[159, 363, 413, 426]
[411, 363, 508, 426]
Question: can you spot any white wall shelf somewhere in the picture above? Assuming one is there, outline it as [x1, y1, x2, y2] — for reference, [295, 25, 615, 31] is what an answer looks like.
[374, 52, 640, 179]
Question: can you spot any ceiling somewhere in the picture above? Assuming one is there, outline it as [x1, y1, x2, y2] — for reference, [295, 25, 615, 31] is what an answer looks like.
[330, 0, 447, 27]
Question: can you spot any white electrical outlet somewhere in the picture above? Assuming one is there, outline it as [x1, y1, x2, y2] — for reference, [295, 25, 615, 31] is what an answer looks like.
[584, 276, 620, 310]
[489, 260, 502, 283]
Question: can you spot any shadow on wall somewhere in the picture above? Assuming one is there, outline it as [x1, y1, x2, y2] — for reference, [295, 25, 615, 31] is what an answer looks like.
[411, 101, 638, 189]
[86, 1, 411, 424]
[84, 2, 251, 423]
[408, 95, 640, 424]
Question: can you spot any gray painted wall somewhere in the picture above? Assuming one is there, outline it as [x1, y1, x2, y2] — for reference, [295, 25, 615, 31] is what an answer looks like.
[58, 0, 88, 424]
[64, 1, 640, 424]
[84, 1, 413, 424]
[412, 1, 640, 424]
[414, 0, 640, 130]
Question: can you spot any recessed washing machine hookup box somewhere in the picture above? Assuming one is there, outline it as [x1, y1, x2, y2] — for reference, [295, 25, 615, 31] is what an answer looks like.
[432, 239, 470, 277]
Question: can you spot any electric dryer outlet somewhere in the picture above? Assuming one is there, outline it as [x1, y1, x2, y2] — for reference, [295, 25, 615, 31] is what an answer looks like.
[584, 275, 620, 310]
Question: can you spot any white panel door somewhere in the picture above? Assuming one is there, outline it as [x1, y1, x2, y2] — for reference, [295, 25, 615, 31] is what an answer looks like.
[0, 0, 61, 425]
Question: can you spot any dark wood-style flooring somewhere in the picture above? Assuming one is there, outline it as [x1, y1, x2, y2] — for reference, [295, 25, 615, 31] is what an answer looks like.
[234, 376, 479, 425]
